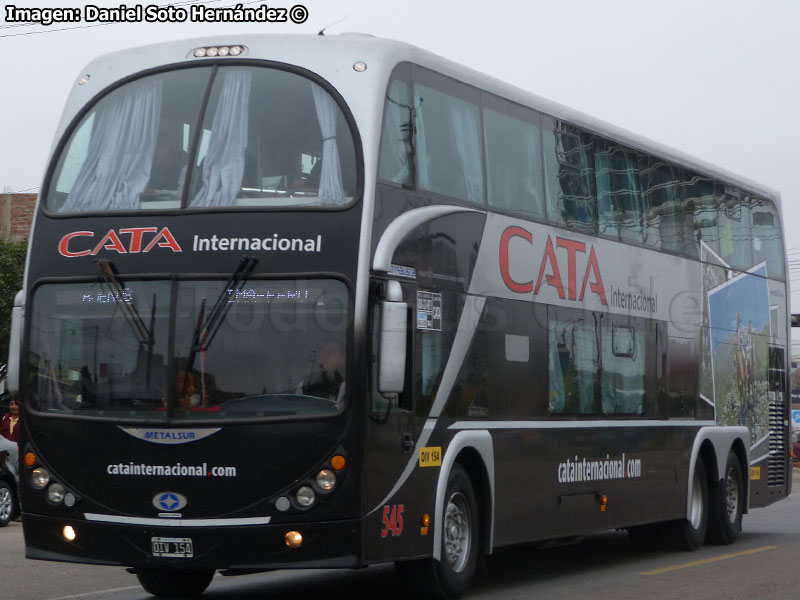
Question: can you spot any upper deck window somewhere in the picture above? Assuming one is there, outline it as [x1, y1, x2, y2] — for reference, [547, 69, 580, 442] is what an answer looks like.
[682, 171, 721, 259]
[595, 140, 642, 244]
[543, 120, 596, 233]
[751, 196, 785, 280]
[46, 65, 357, 213]
[413, 73, 483, 205]
[483, 96, 545, 219]
[640, 157, 682, 254]
[378, 76, 414, 187]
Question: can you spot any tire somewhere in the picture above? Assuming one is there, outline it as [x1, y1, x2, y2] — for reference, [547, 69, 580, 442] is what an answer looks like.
[707, 451, 744, 545]
[663, 459, 708, 551]
[0, 480, 13, 528]
[396, 464, 480, 600]
[135, 568, 214, 598]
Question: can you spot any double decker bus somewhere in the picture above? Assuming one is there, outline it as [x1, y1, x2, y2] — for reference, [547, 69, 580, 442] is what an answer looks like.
[6, 34, 790, 599]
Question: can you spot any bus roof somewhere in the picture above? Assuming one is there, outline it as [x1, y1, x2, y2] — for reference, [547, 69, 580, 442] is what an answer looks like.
[56, 32, 780, 208]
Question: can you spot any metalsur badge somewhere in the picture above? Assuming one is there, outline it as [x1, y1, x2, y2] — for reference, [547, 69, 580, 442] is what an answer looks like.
[120, 427, 221, 445]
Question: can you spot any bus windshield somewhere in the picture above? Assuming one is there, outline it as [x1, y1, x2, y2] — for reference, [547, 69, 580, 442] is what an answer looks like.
[27, 279, 349, 420]
[46, 65, 357, 212]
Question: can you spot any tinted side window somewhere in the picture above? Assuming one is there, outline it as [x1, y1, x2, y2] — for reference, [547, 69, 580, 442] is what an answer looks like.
[414, 72, 483, 204]
[718, 187, 752, 271]
[548, 309, 598, 415]
[595, 140, 642, 244]
[681, 171, 720, 258]
[640, 156, 682, 253]
[543, 119, 596, 233]
[378, 68, 414, 187]
[751, 197, 785, 280]
[483, 97, 545, 219]
[600, 321, 645, 415]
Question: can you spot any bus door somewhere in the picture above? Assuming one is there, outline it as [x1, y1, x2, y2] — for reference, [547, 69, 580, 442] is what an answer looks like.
[363, 278, 419, 560]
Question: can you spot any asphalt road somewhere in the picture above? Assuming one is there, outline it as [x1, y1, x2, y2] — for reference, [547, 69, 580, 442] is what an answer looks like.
[4, 470, 800, 600]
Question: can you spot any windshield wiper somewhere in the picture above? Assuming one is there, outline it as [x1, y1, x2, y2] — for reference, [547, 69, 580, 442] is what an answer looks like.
[180, 256, 259, 403]
[189, 255, 259, 357]
[95, 259, 154, 346]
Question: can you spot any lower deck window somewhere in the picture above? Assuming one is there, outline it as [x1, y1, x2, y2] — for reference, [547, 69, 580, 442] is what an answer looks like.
[549, 314, 645, 416]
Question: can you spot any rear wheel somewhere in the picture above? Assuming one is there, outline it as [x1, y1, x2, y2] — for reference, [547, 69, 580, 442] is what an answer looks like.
[396, 464, 479, 600]
[0, 480, 13, 527]
[707, 451, 744, 545]
[664, 459, 708, 551]
[135, 568, 214, 598]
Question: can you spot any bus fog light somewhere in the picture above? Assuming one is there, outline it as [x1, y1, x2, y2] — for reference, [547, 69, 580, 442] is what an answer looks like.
[31, 467, 50, 489]
[316, 469, 336, 491]
[63, 525, 76, 542]
[47, 483, 66, 504]
[296, 486, 315, 507]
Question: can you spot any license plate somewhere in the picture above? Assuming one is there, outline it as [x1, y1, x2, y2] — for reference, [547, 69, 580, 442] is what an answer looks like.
[151, 537, 193, 558]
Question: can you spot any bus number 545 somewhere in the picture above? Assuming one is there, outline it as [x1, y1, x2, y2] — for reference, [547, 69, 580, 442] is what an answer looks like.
[381, 504, 404, 537]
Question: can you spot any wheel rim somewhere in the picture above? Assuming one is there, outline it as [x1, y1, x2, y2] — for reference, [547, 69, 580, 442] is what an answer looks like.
[443, 491, 471, 573]
[725, 469, 739, 524]
[0, 487, 12, 522]
[689, 471, 703, 530]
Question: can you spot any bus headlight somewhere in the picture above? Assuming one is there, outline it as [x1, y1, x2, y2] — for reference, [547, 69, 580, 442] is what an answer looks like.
[296, 486, 315, 507]
[31, 467, 50, 489]
[47, 483, 66, 504]
[316, 469, 336, 491]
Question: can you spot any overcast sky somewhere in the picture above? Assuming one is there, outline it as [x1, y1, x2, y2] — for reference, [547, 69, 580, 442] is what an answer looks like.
[2, 1, 798, 317]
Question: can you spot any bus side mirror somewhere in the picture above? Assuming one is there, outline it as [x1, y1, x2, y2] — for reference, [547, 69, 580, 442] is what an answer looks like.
[378, 281, 407, 395]
[6, 290, 25, 395]
[792, 314, 800, 328]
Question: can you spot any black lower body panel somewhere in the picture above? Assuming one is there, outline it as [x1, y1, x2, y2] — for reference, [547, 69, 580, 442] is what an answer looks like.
[23, 513, 362, 570]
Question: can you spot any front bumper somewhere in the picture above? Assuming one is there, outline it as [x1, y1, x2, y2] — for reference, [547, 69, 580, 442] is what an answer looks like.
[22, 513, 362, 570]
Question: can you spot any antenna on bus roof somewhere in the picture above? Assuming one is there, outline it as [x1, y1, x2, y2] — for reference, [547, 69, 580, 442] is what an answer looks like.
[318, 14, 348, 36]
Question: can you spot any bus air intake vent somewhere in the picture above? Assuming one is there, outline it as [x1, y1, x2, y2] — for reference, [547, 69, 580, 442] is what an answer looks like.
[767, 393, 786, 486]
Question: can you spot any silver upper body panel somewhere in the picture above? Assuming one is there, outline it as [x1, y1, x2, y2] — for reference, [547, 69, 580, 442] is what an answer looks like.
[53, 33, 779, 208]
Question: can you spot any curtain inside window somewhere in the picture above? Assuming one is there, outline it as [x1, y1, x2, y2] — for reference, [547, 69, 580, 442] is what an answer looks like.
[449, 101, 483, 204]
[60, 77, 162, 212]
[549, 319, 598, 414]
[311, 82, 345, 206]
[190, 69, 252, 207]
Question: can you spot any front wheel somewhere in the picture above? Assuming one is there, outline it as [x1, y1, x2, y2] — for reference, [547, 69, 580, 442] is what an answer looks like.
[707, 451, 744, 545]
[135, 568, 214, 598]
[396, 463, 480, 600]
[0, 480, 14, 527]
